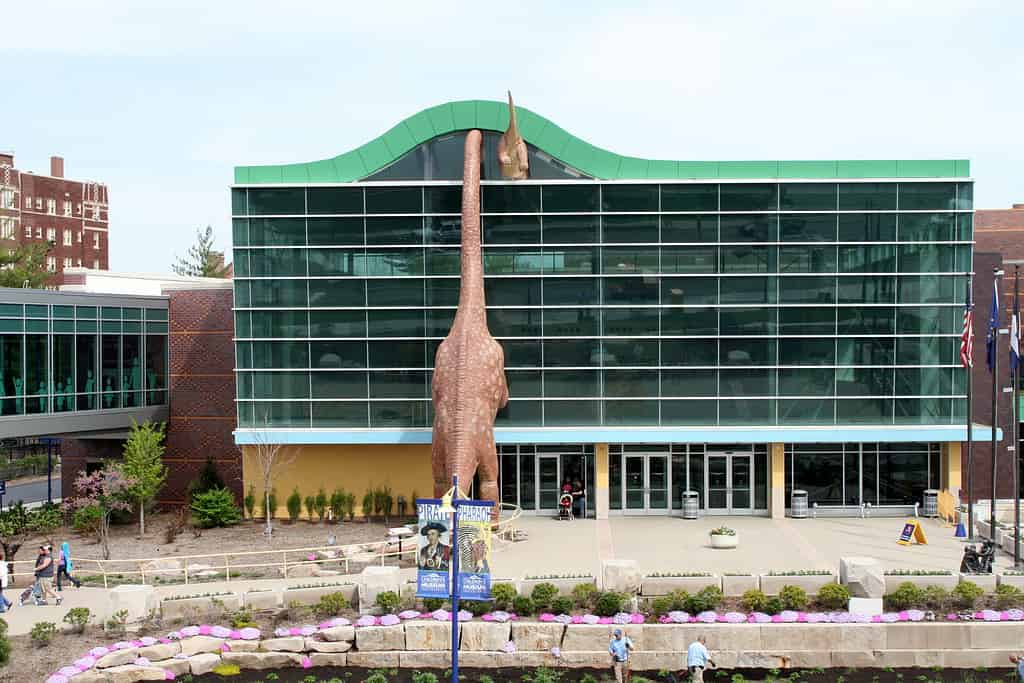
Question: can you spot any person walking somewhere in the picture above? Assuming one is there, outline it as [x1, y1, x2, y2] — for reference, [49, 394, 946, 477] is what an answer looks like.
[29, 545, 60, 606]
[608, 628, 634, 683]
[1010, 654, 1024, 681]
[56, 541, 81, 590]
[0, 549, 12, 612]
[686, 636, 715, 683]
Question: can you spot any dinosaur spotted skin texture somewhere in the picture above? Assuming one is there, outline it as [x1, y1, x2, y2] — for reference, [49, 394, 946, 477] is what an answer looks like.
[431, 129, 510, 506]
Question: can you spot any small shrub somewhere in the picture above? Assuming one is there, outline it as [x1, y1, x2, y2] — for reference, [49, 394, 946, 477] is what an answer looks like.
[462, 600, 491, 616]
[551, 595, 574, 615]
[72, 504, 103, 535]
[244, 485, 256, 519]
[741, 588, 768, 612]
[313, 592, 349, 618]
[188, 457, 226, 501]
[571, 582, 598, 608]
[817, 584, 851, 610]
[287, 488, 302, 522]
[315, 488, 328, 523]
[593, 591, 624, 617]
[343, 492, 356, 520]
[764, 596, 785, 615]
[995, 583, 1023, 609]
[885, 582, 925, 611]
[105, 609, 129, 636]
[376, 591, 401, 614]
[212, 664, 242, 677]
[422, 597, 445, 611]
[953, 581, 984, 609]
[62, 607, 91, 634]
[512, 595, 536, 616]
[330, 488, 346, 522]
[362, 491, 375, 519]
[412, 673, 439, 683]
[778, 585, 808, 611]
[479, 676, 495, 683]
[492, 583, 517, 610]
[530, 582, 559, 610]
[304, 495, 316, 522]
[525, 666, 563, 683]
[666, 589, 689, 611]
[650, 596, 673, 617]
[229, 607, 257, 629]
[164, 507, 189, 544]
[30, 621, 57, 647]
[0, 618, 9, 665]
[364, 675, 388, 683]
[685, 586, 724, 614]
[190, 487, 242, 528]
[922, 585, 949, 610]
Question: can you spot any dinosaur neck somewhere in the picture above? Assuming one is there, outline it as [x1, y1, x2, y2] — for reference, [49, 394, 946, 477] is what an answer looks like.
[457, 130, 486, 329]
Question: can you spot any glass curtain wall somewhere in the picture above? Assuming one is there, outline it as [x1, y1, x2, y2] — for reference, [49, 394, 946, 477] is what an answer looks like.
[0, 303, 168, 416]
[232, 180, 971, 429]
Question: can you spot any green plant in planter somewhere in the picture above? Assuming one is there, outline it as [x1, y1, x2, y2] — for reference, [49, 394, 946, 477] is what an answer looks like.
[593, 591, 624, 617]
[817, 584, 850, 610]
[287, 488, 302, 522]
[885, 582, 925, 611]
[62, 607, 91, 634]
[953, 581, 984, 609]
[995, 583, 1023, 609]
[530, 582, 559, 610]
[244, 485, 256, 519]
[421, 597, 445, 611]
[709, 526, 736, 536]
[376, 591, 401, 614]
[778, 585, 808, 611]
[313, 592, 349, 618]
[462, 600, 491, 616]
[764, 596, 784, 615]
[30, 621, 57, 647]
[315, 487, 329, 523]
[741, 588, 768, 612]
[512, 595, 536, 616]
[491, 583, 517, 610]
[304, 495, 316, 522]
[685, 586, 723, 614]
[922, 585, 949, 610]
[571, 582, 598, 608]
[551, 595, 574, 615]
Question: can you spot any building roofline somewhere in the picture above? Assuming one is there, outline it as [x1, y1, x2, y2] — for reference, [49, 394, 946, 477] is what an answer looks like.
[234, 99, 970, 184]
[62, 267, 228, 284]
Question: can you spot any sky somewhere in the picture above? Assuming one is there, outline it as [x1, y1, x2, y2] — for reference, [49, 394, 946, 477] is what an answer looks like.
[1, 0, 1022, 273]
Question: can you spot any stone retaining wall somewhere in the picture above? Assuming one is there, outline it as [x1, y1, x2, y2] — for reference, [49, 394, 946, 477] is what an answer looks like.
[69, 621, 1024, 682]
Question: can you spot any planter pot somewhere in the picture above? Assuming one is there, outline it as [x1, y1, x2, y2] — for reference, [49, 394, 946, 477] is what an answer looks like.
[960, 573, 997, 593]
[722, 575, 759, 596]
[709, 534, 737, 549]
[883, 574, 958, 594]
[998, 574, 1024, 589]
[641, 575, 721, 596]
[160, 593, 239, 620]
[243, 589, 282, 611]
[519, 576, 595, 597]
[283, 584, 357, 608]
[760, 573, 835, 595]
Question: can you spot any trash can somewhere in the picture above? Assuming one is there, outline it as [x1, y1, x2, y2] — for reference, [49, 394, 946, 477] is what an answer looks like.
[791, 490, 808, 519]
[923, 489, 939, 517]
[682, 490, 699, 519]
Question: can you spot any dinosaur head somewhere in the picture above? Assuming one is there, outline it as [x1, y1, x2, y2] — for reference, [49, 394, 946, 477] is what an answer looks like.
[498, 91, 529, 180]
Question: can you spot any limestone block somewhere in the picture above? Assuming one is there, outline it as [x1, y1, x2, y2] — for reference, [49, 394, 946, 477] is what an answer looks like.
[108, 584, 157, 624]
[283, 584, 357, 608]
[347, 651, 400, 668]
[399, 651, 451, 668]
[961, 573, 997, 593]
[603, 559, 641, 594]
[140, 558, 183, 578]
[310, 653, 349, 667]
[710, 651, 738, 668]
[160, 597, 215, 621]
[70, 671, 106, 683]
[782, 651, 834, 668]
[320, 625, 356, 642]
[721, 574, 758, 596]
[848, 597, 883, 616]
[152, 658, 191, 676]
[759, 574, 835, 595]
[511, 622, 565, 651]
[831, 651, 879, 667]
[405, 620, 454, 650]
[970, 623, 1024, 649]
[702, 625, 760, 651]
[872, 650, 918, 668]
[944, 649, 1015, 668]
[359, 565, 402, 611]
[459, 652, 504, 668]
[563, 624, 616, 651]
[260, 636, 305, 652]
[304, 638, 352, 653]
[179, 636, 226, 656]
[137, 642, 180, 661]
[631, 651, 684, 671]
[735, 651, 795, 668]
[188, 653, 223, 676]
[96, 648, 139, 668]
[999, 573, 1024, 590]
[220, 651, 304, 670]
[461, 620, 512, 651]
[837, 624, 885, 651]
[885, 623, 971, 650]
[509, 652, 553, 667]
[839, 557, 885, 599]
[243, 590, 282, 611]
[759, 625, 832, 651]
[226, 640, 261, 652]
[103, 665, 168, 683]
[558, 651, 611, 668]
[642, 624, 701, 652]
[641, 575, 720, 596]
[355, 624, 406, 651]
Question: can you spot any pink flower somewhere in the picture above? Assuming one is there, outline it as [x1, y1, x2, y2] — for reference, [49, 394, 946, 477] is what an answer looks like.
[229, 630, 242, 640]
[771, 615, 782, 623]
[906, 610, 925, 622]
[946, 613, 958, 620]
[581, 614, 600, 625]
[221, 643, 231, 652]
[481, 614, 494, 622]
[356, 615, 378, 627]
[288, 627, 304, 636]
[89, 647, 109, 657]
[539, 613, 555, 622]
[131, 639, 144, 647]
[139, 637, 157, 647]
[630, 613, 645, 624]
[880, 613, 899, 623]
[180, 626, 200, 638]
[329, 617, 351, 627]
[659, 616, 671, 624]
[723, 612, 745, 624]
[59, 667, 80, 677]
[211, 626, 232, 638]
[198, 625, 213, 636]
[45, 676, 69, 683]
[158, 638, 172, 644]
[239, 627, 261, 640]
[134, 658, 152, 667]
[380, 614, 401, 626]
[399, 610, 421, 620]
[572, 615, 584, 624]
[300, 625, 317, 636]
[598, 617, 613, 624]
[1006, 609, 1024, 621]
[551, 647, 561, 658]
[301, 656, 313, 669]
[165, 672, 176, 681]
[697, 611, 717, 623]
[307, 554, 316, 562]
[751, 613, 771, 624]
[982, 609, 1001, 621]
[779, 611, 799, 623]
[458, 610, 473, 621]
[502, 641, 517, 654]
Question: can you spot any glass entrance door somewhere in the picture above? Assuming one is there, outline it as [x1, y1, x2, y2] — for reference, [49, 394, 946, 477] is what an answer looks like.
[623, 454, 669, 515]
[705, 451, 754, 514]
[538, 455, 560, 510]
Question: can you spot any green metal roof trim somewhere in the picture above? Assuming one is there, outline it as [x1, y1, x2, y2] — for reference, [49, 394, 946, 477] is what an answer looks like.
[234, 100, 970, 184]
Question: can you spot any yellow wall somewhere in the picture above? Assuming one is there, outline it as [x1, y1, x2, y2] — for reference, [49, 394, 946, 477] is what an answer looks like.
[942, 441, 962, 491]
[595, 443, 609, 519]
[770, 442, 785, 519]
[241, 444, 432, 518]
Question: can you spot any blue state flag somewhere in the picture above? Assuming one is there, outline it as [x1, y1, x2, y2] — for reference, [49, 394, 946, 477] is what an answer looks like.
[987, 283, 1000, 372]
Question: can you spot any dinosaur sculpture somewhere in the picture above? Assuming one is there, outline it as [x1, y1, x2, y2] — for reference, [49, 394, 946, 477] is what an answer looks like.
[430, 128, 510, 507]
[497, 92, 529, 180]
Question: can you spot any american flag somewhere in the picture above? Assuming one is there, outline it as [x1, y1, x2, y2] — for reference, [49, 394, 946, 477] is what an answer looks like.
[961, 305, 974, 369]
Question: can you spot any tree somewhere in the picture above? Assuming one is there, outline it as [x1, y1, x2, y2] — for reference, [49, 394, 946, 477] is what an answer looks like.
[187, 457, 225, 501]
[172, 226, 230, 277]
[64, 465, 134, 560]
[0, 502, 61, 569]
[0, 242, 51, 288]
[249, 424, 295, 538]
[120, 421, 168, 536]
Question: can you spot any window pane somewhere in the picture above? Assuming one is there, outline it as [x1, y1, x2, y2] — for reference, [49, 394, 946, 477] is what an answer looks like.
[426, 216, 461, 245]
[506, 370, 543, 397]
[249, 248, 306, 277]
[254, 401, 310, 427]
[543, 340, 597, 367]
[957, 183, 973, 210]
[662, 340, 716, 366]
[897, 306, 956, 334]
[837, 276, 895, 304]
[425, 278, 459, 306]
[838, 183, 897, 210]
[310, 341, 365, 368]
[483, 185, 540, 213]
[839, 214, 897, 242]
[719, 369, 774, 396]
[661, 369, 716, 395]
[897, 275, 957, 304]
[312, 402, 369, 427]
[602, 185, 658, 212]
[604, 277, 658, 305]
[779, 246, 836, 273]
[898, 213, 956, 242]
[362, 249, 424, 276]
[779, 367, 834, 396]
[308, 279, 365, 307]
[307, 187, 363, 214]
[542, 185, 598, 212]
[661, 277, 717, 305]
[721, 339, 775, 366]
[365, 187, 421, 214]
[839, 244, 896, 272]
[233, 218, 248, 247]
[370, 400, 428, 427]
[545, 400, 598, 426]
[661, 308, 717, 336]
[838, 337, 895, 365]
[250, 280, 308, 307]
[720, 184, 776, 211]
[500, 340, 542, 367]
[662, 400, 717, 425]
[485, 278, 541, 306]
[249, 218, 305, 246]
[424, 187, 462, 214]
[899, 182, 957, 211]
[309, 311, 364, 338]
[368, 340, 425, 367]
[484, 248, 542, 274]
[779, 183, 836, 211]
[720, 276, 775, 304]
[253, 341, 309, 368]
[543, 308, 598, 336]
[544, 247, 598, 274]
[369, 370, 427, 398]
[662, 215, 717, 243]
[368, 310, 424, 337]
[603, 215, 657, 243]
[543, 277, 599, 305]
[720, 307, 776, 335]
[837, 307, 895, 334]
[483, 215, 541, 244]
[252, 371, 310, 399]
[720, 399, 775, 424]
[780, 276, 834, 304]
[601, 247, 658, 274]
[720, 215, 777, 242]
[779, 338, 835, 365]
[545, 370, 598, 397]
[662, 247, 717, 273]
[426, 309, 455, 337]
[838, 398, 893, 423]
[898, 244, 957, 272]
[248, 188, 304, 215]
[367, 279, 424, 307]
[604, 399, 658, 425]
[232, 188, 247, 215]
[721, 246, 776, 273]
[75, 334, 98, 410]
[896, 337, 956, 366]
[603, 308, 658, 335]
[895, 367, 952, 396]
[780, 214, 836, 242]
[542, 215, 599, 244]
[602, 340, 658, 366]
[489, 309, 543, 337]
[661, 184, 717, 211]
[365, 217, 423, 245]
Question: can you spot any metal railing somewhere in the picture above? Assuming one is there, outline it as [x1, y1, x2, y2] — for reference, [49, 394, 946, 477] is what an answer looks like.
[9, 503, 521, 589]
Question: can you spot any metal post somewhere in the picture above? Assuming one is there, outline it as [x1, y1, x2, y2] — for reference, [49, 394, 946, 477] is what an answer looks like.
[1015, 265, 1021, 567]
[450, 475, 460, 683]
[992, 268, 1002, 540]
[967, 273, 976, 541]
[46, 439, 53, 504]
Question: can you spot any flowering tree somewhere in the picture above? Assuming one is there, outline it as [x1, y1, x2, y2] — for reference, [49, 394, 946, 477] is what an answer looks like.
[0, 501, 61, 569]
[64, 465, 135, 560]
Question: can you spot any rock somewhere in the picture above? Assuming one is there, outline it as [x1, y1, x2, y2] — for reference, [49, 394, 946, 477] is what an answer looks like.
[186, 563, 214, 573]
[284, 562, 319, 578]
[510, 622, 565, 651]
[399, 652, 451, 668]
[179, 635, 226, 656]
[848, 597, 883, 617]
[103, 665, 168, 683]
[347, 651, 400, 668]
[314, 568, 340, 577]
[243, 590, 282, 611]
[359, 565, 402, 613]
[221, 651, 304, 670]
[602, 559, 641, 594]
[70, 671, 106, 683]
[259, 636, 305, 652]
[304, 638, 352, 653]
[317, 550, 338, 559]
[461, 621, 511, 651]
[310, 653, 349, 667]
[107, 584, 157, 626]
[188, 653, 223, 676]
[137, 642, 180, 661]
[227, 640, 261, 652]
[196, 570, 220, 578]
[840, 556, 885, 599]
[151, 658, 191, 676]
[320, 625, 356, 642]
[96, 648, 139, 668]
[355, 624, 406, 651]
[405, 620, 453, 650]
[140, 558, 182, 577]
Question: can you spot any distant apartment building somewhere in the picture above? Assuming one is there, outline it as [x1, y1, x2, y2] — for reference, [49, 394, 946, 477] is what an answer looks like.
[0, 152, 109, 284]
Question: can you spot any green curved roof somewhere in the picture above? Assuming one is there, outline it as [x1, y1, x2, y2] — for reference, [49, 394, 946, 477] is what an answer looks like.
[233, 99, 970, 184]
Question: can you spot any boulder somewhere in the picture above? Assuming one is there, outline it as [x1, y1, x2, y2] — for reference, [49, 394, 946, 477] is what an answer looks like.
[179, 635, 226, 656]
[305, 638, 352, 653]
[347, 651, 400, 668]
[310, 653, 349, 667]
[188, 653, 223, 676]
[320, 625, 356, 642]
[186, 563, 214, 573]
[259, 636, 305, 652]
[510, 622, 565, 651]
[359, 565, 402, 613]
[139, 558, 182, 577]
[107, 584, 157, 625]
[226, 640, 261, 652]
[70, 671, 106, 683]
[137, 642, 180, 661]
[848, 597, 883, 616]
[602, 559, 641, 594]
[221, 651, 305, 669]
[284, 562, 320, 578]
[151, 658, 191, 676]
[839, 556, 885, 599]
[355, 624, 406, 651]
[103, 665, 168, 683]
[96, 648, 139, 668]
[404, 620, 452, 651]
[461, 621, 511, 651]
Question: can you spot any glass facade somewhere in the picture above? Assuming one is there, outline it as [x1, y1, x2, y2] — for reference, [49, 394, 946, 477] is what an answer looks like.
[232, 178, 972, 429]
[0, 301, 168, 416]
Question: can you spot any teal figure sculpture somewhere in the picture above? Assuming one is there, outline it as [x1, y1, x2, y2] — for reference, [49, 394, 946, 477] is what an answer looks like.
[13, 377, 23, 414]
[37, 381, 46, 413]
[55, 381, 64, 411]
[123, 372, 132, 406]
[0, 367, 5, 414]
[131, 358, 142, 407]
[104, 376, 113, 408]
[85, 369, 95, 409]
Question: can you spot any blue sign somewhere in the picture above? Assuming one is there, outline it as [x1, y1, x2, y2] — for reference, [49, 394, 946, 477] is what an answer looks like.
[415, 499, 451, 599]
[0, 480, 6, 495]
[455, 500, 494, 601]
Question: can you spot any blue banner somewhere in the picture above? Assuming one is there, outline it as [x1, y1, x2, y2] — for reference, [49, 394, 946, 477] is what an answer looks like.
[415, 499, 451, 599]
[456, 500, 494, 601]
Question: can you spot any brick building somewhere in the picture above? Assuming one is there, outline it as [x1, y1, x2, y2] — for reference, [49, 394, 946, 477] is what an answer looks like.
[0, 152, 109, 285]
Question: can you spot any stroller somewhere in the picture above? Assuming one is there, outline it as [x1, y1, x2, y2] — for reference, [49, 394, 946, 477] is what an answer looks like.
[19, 580, 43, 606]
[558, 492, 574, 521]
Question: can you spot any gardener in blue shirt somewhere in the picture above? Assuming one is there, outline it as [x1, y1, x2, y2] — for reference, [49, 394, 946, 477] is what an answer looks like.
[608, 628, 633, 683]
[686, 636, 715, 683]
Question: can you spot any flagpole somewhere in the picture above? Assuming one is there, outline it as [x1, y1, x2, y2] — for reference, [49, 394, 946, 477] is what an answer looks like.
[992, 267, 1002, 541]
[966, 272, 976, 542]
[1014, 265, 1021, 567]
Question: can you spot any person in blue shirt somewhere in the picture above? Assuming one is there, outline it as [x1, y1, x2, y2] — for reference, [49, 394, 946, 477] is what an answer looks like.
[686, 636, 715, 683]
[608, 628, 634, 683]
[1010, 654, 1024, 681]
